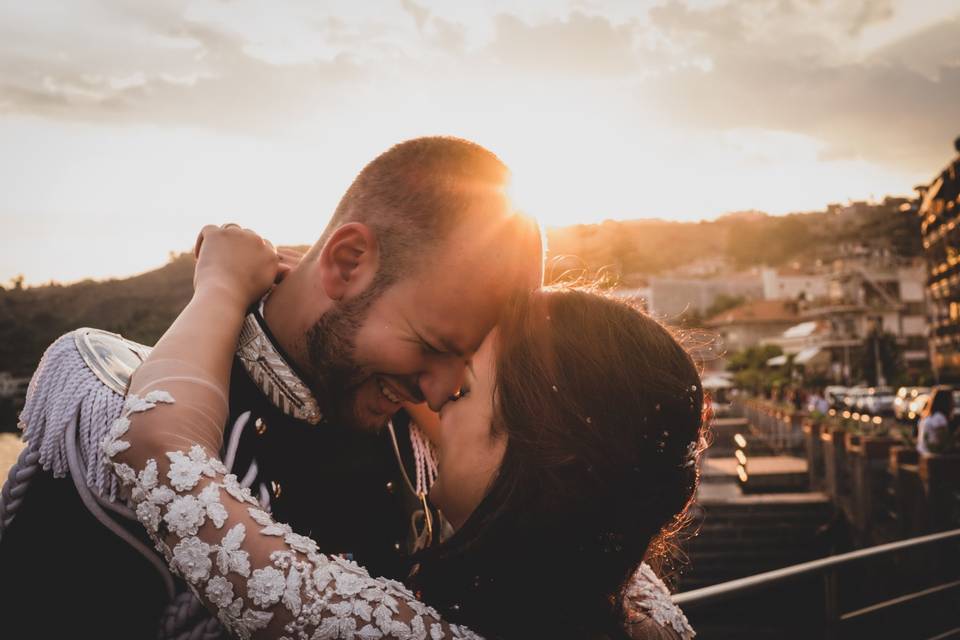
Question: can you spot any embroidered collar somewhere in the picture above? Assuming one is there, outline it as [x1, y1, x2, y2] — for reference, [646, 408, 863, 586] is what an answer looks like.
[236, 301, 323, 425]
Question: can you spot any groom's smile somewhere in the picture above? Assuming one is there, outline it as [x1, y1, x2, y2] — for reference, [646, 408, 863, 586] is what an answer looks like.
[351, 375, 423, 427]
[264, 141, 543, 433]
[294, 215, 539, 432]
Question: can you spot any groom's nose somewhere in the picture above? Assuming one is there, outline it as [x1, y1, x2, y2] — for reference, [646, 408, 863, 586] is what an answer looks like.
[419, 359, 468, 412]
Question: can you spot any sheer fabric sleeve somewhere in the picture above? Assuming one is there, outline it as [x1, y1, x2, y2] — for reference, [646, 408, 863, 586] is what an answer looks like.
[103, 359, 483, 640]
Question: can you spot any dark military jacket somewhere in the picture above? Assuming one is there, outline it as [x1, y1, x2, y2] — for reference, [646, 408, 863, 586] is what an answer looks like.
[224, 356, 420, 580]
[0, 317, 425, 639]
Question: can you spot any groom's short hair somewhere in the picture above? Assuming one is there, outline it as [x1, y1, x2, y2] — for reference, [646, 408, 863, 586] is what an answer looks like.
[318, 136, 540, 288]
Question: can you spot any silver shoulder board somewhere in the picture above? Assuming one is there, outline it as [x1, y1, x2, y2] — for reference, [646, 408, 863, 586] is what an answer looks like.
[73, 328, 153, 396]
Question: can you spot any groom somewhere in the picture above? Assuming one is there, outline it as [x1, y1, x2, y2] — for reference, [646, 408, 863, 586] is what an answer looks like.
[0, 137, 543, 639]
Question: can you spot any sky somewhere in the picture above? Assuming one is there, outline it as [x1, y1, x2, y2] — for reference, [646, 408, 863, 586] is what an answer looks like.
[1, 0, 958, 285]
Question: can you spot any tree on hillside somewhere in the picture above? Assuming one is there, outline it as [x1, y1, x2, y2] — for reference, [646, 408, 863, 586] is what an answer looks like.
[6, 275, 24, 291]
[727, 344, 784, 372]
[727, 344, 787, 395]
[0, 254, 194, 375]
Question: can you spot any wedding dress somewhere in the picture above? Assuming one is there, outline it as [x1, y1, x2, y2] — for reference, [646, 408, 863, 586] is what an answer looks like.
[103, 358, 695, 640]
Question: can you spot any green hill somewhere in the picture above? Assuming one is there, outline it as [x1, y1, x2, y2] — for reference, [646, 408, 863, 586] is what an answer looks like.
[0, 198, 922, 376]
[0, 254, 195, 375]
[546, 198, 920, 280]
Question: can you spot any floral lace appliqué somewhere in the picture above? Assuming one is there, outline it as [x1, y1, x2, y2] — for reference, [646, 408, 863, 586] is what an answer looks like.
[103, 391, 485, 640]
[623, 563, 696, 639]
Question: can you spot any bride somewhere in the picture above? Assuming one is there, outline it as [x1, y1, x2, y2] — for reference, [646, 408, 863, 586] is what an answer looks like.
[103, 225, 705, 639]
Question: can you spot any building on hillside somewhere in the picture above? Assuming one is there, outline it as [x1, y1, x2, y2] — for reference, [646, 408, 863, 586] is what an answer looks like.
[647, 272, 763, 318]
[918, 137, 960, 382]
[765, 320, 836, 376]
[666, 256, 730, 278]
[705, 299, 801, 355]
[766, 254, 929, 383]
[761, 265, 829, 301]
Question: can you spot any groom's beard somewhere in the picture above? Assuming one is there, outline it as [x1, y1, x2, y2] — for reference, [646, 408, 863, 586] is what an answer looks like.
[305, 285, 382, 431]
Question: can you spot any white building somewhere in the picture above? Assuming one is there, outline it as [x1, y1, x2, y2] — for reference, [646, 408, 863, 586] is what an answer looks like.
[766, 256, 929, 383]
[647, 273, 764, 318]
[761, 266, 829, 302]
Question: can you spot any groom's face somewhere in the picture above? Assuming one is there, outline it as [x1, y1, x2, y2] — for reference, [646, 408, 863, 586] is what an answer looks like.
[307, 222, 525, 431]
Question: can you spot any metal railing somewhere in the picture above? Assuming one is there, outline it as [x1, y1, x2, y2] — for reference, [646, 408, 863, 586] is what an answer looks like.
[673, 527, 960, 636]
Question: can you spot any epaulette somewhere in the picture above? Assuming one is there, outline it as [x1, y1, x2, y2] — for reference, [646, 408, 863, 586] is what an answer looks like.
[15, 328, 150, 501]
[5, 328, 183, 614]
[73, 328, 152, 395]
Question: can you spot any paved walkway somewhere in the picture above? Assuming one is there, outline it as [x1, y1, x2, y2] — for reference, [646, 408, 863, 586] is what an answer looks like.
[702, 455, 807, 478]
[696, 455, 828, 505]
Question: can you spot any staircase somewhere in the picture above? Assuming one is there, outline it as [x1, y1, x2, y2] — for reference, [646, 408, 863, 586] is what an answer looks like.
[678, 494, 834, 591]
[678, 420, 835, 591]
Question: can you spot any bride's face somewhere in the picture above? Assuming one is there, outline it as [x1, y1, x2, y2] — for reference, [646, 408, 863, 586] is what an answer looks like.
[429, 330, 506, 530]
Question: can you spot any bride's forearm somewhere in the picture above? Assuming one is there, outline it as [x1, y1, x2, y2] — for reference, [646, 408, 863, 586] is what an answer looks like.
[114, 287, 249, 460]
[130, 286, 248, 397]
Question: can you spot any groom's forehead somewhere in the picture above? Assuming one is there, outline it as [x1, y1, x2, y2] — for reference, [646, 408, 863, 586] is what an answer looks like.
[430, 216, 539, 282]
[408, 265, 507, 317]
[395, 265, 509, 348]
[387, 212, 539, 336]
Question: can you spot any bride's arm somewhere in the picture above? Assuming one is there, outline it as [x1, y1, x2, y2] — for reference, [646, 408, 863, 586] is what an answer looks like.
[106, 226, 481, 640]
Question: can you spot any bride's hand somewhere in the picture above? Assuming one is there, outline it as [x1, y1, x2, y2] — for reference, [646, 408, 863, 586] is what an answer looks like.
[193, 224, 287, 311]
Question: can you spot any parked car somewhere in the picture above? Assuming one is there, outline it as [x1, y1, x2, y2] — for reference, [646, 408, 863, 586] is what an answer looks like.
[854, 394, 869, 412]
[862, 387, 895, 416]
[895, 386, 931, 421]
[843, 387, 869, 412]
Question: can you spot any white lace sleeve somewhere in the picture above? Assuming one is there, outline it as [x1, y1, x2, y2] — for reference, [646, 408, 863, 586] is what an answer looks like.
[103, 363, 482, 640]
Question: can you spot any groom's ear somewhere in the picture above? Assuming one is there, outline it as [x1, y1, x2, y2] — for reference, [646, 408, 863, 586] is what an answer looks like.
[317, 223, 379, 301]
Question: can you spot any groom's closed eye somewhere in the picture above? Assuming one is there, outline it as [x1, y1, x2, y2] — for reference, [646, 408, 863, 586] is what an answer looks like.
[409, 328, 446, 357]
[419, 338, 446, 356]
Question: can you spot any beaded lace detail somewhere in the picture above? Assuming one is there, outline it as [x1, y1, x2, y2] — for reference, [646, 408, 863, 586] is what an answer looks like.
[103, 390, 482, 640]
[623, 563, 695, 639]
[103, 382, 693, 639]
[237, 309, 323, 425]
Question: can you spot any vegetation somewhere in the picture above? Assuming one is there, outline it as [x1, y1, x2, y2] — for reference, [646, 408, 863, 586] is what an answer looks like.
[0, 254, 195, 374]
[0, 198, 923, 376]
[726, 345, 788, 395]
[546, 198, 921, 280]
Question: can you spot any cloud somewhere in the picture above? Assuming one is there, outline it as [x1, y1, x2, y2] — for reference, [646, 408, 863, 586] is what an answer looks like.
[872, 13, 960, 77]
[485, 11, 641, 76]
[0, 1, 365, 130]
[642, 0, 960, 172]
[396, 0, 467, 53]
[848, 0, 896, 36]
[0, 0, 956, 174]
[399, 0, 430, 31]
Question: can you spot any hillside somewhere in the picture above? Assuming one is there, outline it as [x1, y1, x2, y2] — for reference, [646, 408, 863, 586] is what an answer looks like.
[546, 198, 921, 280]
[0, 254, 195, 375]
[0, 198, 922, 375]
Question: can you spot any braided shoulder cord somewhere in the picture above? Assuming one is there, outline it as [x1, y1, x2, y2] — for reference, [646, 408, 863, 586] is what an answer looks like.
[0, 436, 42, 543]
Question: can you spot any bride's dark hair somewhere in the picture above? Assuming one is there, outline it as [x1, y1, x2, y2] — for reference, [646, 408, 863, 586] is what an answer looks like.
[410, 288, 707, 639]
